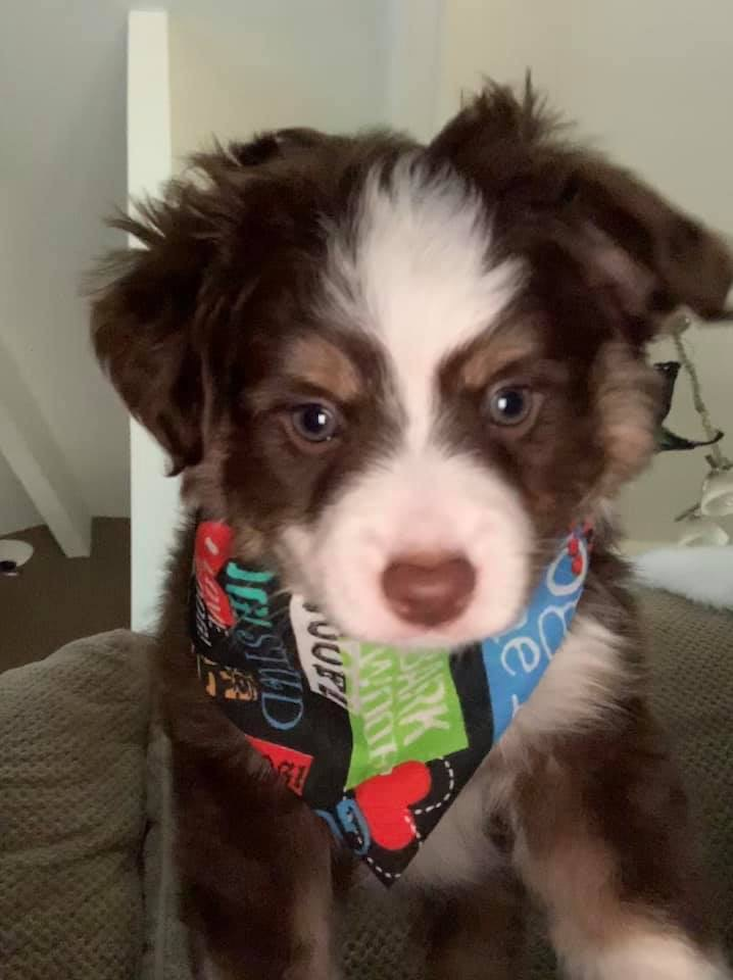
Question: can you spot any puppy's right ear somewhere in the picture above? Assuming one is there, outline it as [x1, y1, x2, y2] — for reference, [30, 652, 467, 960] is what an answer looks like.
[91, 129, 329, 474]
[91, 196, 212, 475]
[430, 81, 733, 329]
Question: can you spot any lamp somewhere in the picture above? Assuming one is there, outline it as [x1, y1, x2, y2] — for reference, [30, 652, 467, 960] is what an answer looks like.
[667, 310, 733, 543]
[0, 538, 34, 576]
[677, 513, 730, 547]
[700, 467, 733, 517]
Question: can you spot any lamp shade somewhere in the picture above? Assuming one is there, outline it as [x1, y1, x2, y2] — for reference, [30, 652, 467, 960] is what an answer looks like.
[700, 468, 733, 517]
[0, 539, 34, 571]
[677, 514, 730, 547]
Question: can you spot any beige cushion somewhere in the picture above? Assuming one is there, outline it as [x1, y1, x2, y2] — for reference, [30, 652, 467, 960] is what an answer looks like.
[0, 631, 153, 980]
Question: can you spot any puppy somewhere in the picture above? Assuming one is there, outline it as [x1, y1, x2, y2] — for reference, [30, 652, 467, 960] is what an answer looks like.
[92, 83, 732, 979]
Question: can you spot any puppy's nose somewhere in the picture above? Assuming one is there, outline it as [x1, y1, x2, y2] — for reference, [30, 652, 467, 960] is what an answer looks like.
[381, 553, 476, 628]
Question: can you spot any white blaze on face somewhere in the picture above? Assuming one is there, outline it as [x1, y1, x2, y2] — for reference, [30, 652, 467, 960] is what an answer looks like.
[283, 159, 533, 645]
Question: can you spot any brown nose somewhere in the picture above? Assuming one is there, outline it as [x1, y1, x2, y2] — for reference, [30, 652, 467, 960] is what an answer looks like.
[381, 553, 476, 628]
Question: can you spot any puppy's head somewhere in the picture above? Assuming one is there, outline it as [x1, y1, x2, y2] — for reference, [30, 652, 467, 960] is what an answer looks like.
[92, 86, 732, 646]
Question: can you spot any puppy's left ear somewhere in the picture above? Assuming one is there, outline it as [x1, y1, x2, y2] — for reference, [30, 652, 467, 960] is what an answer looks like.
[430, 82, 733, 333]
[90, 130, 311, 475]
[554, 155, 733, 329]
[90, 196, 213, 476]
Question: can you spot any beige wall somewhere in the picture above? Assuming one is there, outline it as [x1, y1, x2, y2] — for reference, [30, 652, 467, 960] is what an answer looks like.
[0, 455, 39, 537]
[437, 1, 733, 231]
[433, 0, 733, 543]
[169, 1, 391, 164]
[0, 0, 131, 530]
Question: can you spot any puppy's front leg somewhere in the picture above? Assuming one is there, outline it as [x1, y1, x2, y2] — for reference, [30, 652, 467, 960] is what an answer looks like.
[426, 876, 526, 980]
[174, 746, 338, 980]
[511, 713, 730, 980]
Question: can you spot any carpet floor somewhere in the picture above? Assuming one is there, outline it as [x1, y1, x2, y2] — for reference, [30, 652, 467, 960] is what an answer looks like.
[0, 518, 130, 672]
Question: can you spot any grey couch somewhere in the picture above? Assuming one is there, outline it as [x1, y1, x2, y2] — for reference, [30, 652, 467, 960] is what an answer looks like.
[1, 589, 731, 979]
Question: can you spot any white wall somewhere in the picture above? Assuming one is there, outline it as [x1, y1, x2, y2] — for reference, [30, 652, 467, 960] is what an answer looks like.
[436, 0, 733, 237]
[384, 0, 444, 142]
[430, 0, 733, 544]
[169, 0, 392, 163]
[0, 455, 39, 537]
[0, 1, 131, 530]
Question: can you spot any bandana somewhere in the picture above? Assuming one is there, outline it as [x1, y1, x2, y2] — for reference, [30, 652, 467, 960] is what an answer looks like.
[190, 522, 591, 885]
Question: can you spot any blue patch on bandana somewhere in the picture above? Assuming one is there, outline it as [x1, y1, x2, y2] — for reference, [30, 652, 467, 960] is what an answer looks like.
[481, 526, 590, 740]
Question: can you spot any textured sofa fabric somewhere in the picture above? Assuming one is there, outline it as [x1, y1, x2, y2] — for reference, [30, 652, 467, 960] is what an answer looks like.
[0, 631, 153, 980]
[638, 588, 733, 952]
[1, 590, 731, 979]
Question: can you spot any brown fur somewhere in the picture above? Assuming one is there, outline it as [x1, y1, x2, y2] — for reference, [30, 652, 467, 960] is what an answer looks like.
[274, 335, 362, 404]
[509, 710, 717, 971]
[90, 82, 732, 978]
[156, 522, 345, 979]
[457, 319, 546, 391]
[427, 877, 527, 980]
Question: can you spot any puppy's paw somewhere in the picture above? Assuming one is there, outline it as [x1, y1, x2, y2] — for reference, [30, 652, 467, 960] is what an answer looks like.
[566, 932, 730, 980]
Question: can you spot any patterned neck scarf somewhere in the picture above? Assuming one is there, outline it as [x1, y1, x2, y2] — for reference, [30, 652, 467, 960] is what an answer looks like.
[190, 521, 591, 885]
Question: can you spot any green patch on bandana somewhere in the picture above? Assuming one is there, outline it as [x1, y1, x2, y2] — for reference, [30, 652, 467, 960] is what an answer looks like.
[341, 643, 469, 789]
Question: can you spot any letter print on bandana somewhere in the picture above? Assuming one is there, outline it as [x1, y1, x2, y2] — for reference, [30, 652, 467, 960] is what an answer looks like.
[190, 521, 591, 885]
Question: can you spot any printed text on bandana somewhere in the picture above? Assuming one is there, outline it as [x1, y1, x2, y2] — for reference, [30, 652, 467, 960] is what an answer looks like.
[341, 644, 468, 787]
[289, 596, 468, 785]
[225, 566, 304, 731]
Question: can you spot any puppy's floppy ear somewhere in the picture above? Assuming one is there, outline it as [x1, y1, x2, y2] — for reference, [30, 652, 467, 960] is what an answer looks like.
[430, 80, 733, 330]
[91, 195, 212, 476]
[91, 129, 312, 475]
[556, 155, 732, 326]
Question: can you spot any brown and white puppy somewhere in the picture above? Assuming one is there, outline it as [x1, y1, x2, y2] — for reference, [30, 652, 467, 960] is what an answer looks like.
[92, 84, 732, 979]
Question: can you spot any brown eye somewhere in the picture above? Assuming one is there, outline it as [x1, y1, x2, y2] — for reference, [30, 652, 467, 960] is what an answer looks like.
[290, 402, 341, 443]
[486, 385, 535, 427]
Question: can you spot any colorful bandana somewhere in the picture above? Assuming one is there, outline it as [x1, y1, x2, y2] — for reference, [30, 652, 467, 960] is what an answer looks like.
[190, 522, 591, 885]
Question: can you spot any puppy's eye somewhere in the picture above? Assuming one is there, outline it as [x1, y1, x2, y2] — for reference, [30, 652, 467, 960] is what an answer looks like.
[290, 402, 340, 443]
[486, 385, 535, 427]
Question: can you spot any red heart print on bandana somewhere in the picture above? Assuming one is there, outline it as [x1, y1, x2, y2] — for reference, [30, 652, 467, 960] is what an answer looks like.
[355, 761, 431, 850]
